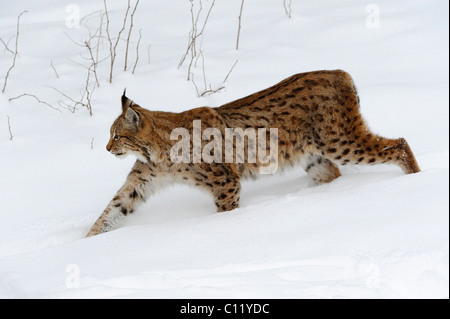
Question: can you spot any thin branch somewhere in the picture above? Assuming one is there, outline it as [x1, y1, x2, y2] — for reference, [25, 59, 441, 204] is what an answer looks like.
[103, 0, 113, 82]
[200, 50, 207, 92]
[67, 57, 90, 69]
[84, 11, 105, 88]
[192, 50, 226, 97]
[223, 60, 238, 83]
[111, 0, 131, 80]
[203, 87, 224, 96]
[147, 44, 151, 64]
[0, 38, 14, 54]
[124, 0, 140, 71]
[47, 86, 89, 114]
[283, 0, 292, 18]
[9, 93, 61, 112]
[63, 30, 85, 47]
[181, 0, 201, 80]
[7, 115, 13, 141]
[178, 0, 215, 72]
[190, 72, 200, 97]
[80, 10, 104, 26]
[2, 10, 27, 94]
[50, 60, 59, 79]
[197, 0, 215, 42]
[104, 0, 131, 83]
[95, 13, 105, 67]
[200, 85, 224, 97]
[84, 63, 94, 116]
[47, 86, 79, 103]
[85, 40, 100, 87]
[132, 28, 142, 74]
[236, 0, 244, 50]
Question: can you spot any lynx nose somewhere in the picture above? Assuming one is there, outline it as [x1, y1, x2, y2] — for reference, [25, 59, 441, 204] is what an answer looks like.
[106, 141, 112, 152]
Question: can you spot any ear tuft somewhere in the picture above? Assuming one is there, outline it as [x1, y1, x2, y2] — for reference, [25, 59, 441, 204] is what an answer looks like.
[121, 89, 133, 113]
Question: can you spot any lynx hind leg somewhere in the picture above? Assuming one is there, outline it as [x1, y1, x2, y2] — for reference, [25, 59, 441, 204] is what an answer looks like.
[300, 153, 341, 185]
[393, 138, 421, 174]
[325, 134, 420, 174]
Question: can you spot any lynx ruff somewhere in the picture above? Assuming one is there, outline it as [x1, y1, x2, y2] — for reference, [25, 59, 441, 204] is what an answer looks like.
[86, 70, 420, 237]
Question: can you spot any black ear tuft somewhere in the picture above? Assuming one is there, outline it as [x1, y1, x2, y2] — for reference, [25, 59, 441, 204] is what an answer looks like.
[121, 88, 133, 113]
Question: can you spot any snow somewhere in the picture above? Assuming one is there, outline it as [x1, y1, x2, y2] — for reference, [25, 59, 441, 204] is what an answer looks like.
[0, 0, 448, 298]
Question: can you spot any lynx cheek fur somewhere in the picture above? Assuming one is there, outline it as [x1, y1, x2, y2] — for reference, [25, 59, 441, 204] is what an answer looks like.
[86, 70, 420, 237]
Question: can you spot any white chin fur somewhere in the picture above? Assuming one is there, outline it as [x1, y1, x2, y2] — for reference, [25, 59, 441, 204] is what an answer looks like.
[115, 151, 148, 163]
[130, 151, 148, 163]
[115, 153, 128, 159]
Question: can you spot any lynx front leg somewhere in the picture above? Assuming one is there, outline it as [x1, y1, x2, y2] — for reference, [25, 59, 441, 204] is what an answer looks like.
[212, 175, 241, 212]
[86, 161, 161, 237]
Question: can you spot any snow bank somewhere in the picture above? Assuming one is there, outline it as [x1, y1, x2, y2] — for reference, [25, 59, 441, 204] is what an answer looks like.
[0, 0, 448, 298]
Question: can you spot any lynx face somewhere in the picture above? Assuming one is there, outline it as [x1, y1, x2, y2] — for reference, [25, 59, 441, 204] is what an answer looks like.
[106, 96, 151, 163]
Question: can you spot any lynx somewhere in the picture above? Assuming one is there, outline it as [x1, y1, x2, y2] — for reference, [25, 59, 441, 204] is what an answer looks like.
[86, 70, 420, 237]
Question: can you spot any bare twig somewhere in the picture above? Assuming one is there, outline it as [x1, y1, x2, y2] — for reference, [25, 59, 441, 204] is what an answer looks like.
[62, 10, 106, 114]
[124, 0, 140, 71]
[63, 30, 85, 48]
[0, 38, 14, 54]
[178, 0, 216, 79]
[83, 64, 94, 116]
[50, 60, 59, 79]
[236, 0, 245, 50]
[187, 0, 202, 68]
[48, 85, 91, 114]
[67, 57, 91, 69]
[190, 72, 201, 97]
[80, 10, 104, 26]
[6, 115, 13, 141]
[200, 85, 224, 97]
[103, 0, 113, 82]
[95, 13, 105, 66]
[84, 11, 105, 88]
[9, 93, 61, 112]
[85, 40, 100, 87]
[223, 60, 238, 83]
[183, 0, 202, 80]
[191, 51, 225, 97]
[48, 86, 82, 113]
[196, 0, 215, 46]
[283, 0, 292, 18]
[190, 73, 224, 98]
[104, 0, 131, 83]
[2, 10, 27, 94]
[147, 44, 151, 64]
[189, 0, 215, 80]
[132, 28, 142, 74]
[200, 50, 207, 92]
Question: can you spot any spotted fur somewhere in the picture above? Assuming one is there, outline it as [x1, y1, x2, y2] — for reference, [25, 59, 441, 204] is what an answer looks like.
[86, 70, 420, 237]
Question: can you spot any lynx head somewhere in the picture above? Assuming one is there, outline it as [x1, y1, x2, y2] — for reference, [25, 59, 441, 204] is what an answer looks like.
[106, 91, 154, 162]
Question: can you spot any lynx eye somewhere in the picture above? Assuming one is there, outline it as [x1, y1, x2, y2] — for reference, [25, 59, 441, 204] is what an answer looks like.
[114, 135, 120, 140]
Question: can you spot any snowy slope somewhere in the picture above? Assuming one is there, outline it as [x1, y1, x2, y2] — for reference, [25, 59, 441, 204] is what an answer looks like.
[0, 0, 448, 298]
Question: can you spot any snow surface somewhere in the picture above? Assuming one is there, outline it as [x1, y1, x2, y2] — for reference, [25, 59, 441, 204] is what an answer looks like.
[0, 0, 448, 298]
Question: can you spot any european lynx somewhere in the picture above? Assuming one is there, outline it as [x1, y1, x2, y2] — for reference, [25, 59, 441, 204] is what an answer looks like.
[86, 70, 420, 237]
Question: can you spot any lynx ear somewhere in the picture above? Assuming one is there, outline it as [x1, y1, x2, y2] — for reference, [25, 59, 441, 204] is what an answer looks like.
[121, 89, 133, 113]
[124, 107, 140, 127]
